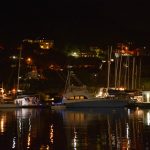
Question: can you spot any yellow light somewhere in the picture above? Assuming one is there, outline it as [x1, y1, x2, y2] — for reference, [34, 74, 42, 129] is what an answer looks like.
[0, 118, 4, 133]
[0, 115, 6, 133]
[40, 45, 44, 49]
[26, 57, 32, 65]
[27, 133, 31, 148]
[12, 88, 16, 94]
[71, 52, 79, 57]
[50, 124, 54, 144]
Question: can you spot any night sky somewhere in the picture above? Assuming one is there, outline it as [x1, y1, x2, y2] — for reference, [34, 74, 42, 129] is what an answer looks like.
[1, 0, 150, 45]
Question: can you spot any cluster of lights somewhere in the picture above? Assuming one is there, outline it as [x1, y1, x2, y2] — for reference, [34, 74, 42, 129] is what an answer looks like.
[40, 42, 52, 49]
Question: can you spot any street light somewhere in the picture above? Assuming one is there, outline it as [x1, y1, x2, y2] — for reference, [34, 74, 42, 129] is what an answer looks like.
[26, 57, 32, 65]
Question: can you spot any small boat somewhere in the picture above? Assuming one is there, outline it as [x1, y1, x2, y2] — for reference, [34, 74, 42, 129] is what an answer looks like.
[14, 94, 42, 108]
[0, 94, 49, 108]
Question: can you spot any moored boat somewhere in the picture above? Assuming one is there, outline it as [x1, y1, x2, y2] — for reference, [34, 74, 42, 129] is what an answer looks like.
[14, 94, 41, 107]
[62, 70, 135, 108]
[63, 98, 133, 108]
[62, 85, 136, 108]
[0, 94, 50, 108]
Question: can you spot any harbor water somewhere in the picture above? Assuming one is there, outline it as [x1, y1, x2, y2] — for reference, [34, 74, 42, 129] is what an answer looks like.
[0, 107, 150, 150]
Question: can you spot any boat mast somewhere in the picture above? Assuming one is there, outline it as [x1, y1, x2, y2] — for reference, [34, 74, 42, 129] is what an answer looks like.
[107, 46, 112, 90]
[134, 62, 138, 89]
[131, 57, 135, 90]
[114, 51, 119, 89]
[124, 57, 128, 89]
[118, 53, 122, 88]
[138, 58, 142, 89]
[17, 45, 22, 93]
[64, 66, 72, 93]
[127, 56, 130, 89]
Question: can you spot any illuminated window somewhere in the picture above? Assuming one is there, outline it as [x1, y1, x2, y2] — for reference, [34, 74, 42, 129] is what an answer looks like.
[69, 96, 75, 100]
[80, 96, 84, 99]
[75, 96, 80, 99]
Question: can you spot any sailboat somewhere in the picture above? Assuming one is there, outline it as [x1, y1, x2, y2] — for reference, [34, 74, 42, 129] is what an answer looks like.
[13, 45, 50, 108]
[0, 45, 46, 108]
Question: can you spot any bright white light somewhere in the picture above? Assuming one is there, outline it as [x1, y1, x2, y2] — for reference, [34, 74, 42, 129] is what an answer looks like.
[126, 123, 130, 148]
[71, 52, 79, 57]
[12, 56, 17, 59]
[126, 123, 129, 138]
[115, 53, 119, 58]
[127, 109, 131, 116]
[102, 60, 106, 63]
[146, 93, 150, 102]
[12, 137, 16, 149]
[0, 88, 4, 94]
[147, 112, 150, 126]
[96, 91, 102, 97]
[72, 127, 78, 150]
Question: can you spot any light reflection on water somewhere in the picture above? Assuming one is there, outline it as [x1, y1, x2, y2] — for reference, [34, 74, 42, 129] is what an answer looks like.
[0, 108, 150, 149]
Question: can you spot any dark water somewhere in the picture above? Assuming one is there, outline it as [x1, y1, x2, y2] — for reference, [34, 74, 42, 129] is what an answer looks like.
[0, 107, 150, 150]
